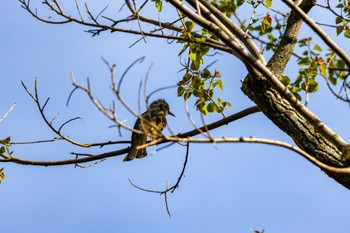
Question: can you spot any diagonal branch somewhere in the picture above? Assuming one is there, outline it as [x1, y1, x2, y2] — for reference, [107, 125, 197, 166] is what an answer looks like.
[196, 0, 266, 63]
[283, 0, 350, 69]
[267, 0, 316, 76]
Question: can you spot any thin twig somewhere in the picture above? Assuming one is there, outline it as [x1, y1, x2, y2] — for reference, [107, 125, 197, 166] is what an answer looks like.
[128, 142, 190, 217]
[0, 103, 16, 123]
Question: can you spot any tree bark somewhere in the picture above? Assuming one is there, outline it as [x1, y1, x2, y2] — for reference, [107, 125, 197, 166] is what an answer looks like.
[242, 0, 350, 189]
[241, 75, 350, 189]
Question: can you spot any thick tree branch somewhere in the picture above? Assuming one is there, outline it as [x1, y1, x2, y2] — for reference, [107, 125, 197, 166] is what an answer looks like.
[165, 1, 347, 153]
[196, 0, 266, 63]
[267, 0, 316, 76]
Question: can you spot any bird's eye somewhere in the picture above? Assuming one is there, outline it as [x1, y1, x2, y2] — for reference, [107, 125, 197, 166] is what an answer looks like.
[155, 116, 162, 124]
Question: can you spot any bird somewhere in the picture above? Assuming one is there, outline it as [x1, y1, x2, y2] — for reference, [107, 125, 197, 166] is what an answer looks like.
[123, 99, 175, 162]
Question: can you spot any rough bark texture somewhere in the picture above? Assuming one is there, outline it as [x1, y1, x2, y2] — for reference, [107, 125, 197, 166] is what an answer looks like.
[241, 71, 350, 190]
[241, 0, 350, 189]
[242, 75, 350, 189]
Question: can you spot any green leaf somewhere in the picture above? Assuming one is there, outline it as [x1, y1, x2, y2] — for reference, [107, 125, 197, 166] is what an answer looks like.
[290, 90, 301, 101]
[0, 137, 11, 144]
[313, 44, 322, 52]
[210, 82, 218, 88]
[345, 5, 350, 13]
[319, 64, 327, 77]
[207, 89, 214, 98]
[184, 91, 192, 101]
[153, 0, 163, 12]
[177, 86, 185, 96]
[336, 3, 344, 8]
[189, 53, 197, 61]
[190, 60, 200, 70]
[261, 16, 271, 34]
[267, 34, 275, 42]
[193, 89, 202, 97]
[184, 21, 195, 31]
[301, 79, 319, 93]
[337, 26, 344, 35]
[264, 0, 272, 9]
[344, 30, 350, 38]
[0, 167, 4, 184]
[191, 76, 199, 89]
[280, 75, 290, 86]
[338, 70, 346, 79]
[297, 57, 310, 66]
[201, 105, 209, 115]
[298, 38, 309, 47]
[199, 45, 210, 55]
[201, 69, 211, 79]
[307, 79, 319, 93]
[237, 0, 245, 7]
[302, 50, 309, 56]
[183, 73, 192, 82]
[336, 16, 343, 24]
[217, 79, 223, 90]
[329, 77, 337, 85]
[337, 59, 346, 68]
[207, 102, 216, 112]
[223, 101, 232, 107]
[290, 86, 301, 94]
[196, 102, 208, 115]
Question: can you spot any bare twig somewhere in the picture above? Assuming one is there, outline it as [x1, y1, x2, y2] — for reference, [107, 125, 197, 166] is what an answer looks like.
[20, 0, 232, 53]
[0, 103, 16, 123]
[75, 158, 106, 168]
[164, 181, 171, 218]
[184, 100, 210, 139]
[128, 142, 190, 217]
[21, 79, 93, 147]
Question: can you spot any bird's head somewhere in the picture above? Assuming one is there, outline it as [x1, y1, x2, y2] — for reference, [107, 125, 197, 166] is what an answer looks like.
[149, 99, 175, 117]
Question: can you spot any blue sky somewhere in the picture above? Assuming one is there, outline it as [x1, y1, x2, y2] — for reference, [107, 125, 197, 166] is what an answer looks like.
[1, 1, 350, 233]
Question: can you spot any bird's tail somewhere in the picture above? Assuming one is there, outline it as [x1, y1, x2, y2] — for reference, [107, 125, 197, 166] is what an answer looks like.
[123, 145, 147, 162]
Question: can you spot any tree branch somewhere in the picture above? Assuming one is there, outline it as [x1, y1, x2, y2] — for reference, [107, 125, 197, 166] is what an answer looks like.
[1, 106, 260, 166]
[283, 0, 350, 68]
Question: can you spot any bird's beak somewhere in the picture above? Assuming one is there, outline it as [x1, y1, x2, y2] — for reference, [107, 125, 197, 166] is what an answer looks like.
[169, 111, 175, 117]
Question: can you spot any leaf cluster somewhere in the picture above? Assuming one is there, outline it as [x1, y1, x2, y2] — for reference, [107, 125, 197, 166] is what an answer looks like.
[0, 137, 12, 158]
[280, 37, 349, 101]
[279, 38, 322, 100]
[325, 51, 349, 85]
[176, 21, 231, 115]
[211, 0, 244, 17]
[335, 1, 350, 37]
[151, 0, 168, 12]
[0, 137, 11, 185]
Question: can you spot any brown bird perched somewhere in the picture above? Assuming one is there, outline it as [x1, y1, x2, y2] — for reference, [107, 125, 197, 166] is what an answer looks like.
[123, 99, 175, 161]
